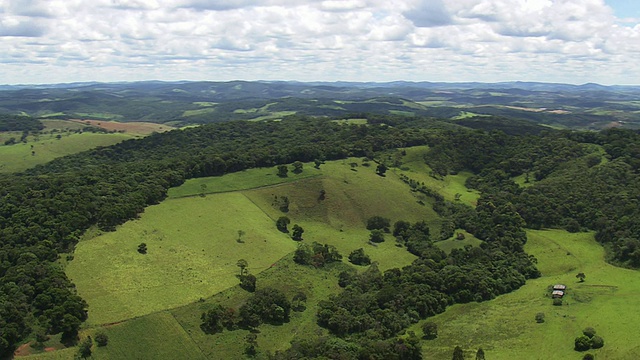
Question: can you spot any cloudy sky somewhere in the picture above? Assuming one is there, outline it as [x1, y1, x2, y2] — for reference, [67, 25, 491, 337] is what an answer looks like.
[1, 0, 638, 85]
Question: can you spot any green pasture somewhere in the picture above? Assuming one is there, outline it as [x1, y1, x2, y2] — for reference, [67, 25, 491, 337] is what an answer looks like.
[451, 111, 491, 120]
[40, 119, 89, 131]
[0, 132, 131, 173]
[396, 146, 480, 206]
[410, 229, 640, 359]
[242, 159, 440, 270]
[89, 312, 206, 360]
[168, 164, 320, 198]
[66, 192, 298, 325]
[435, 230, 482, 254]
[171, 254, 347, 359]
[182, 108, 216, 117]
[331, 118, 368, 125]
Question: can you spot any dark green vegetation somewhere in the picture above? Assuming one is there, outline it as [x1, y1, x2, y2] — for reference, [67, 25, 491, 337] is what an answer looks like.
[0, 113, 44, 132]
[2, 81, 640, 129]
[1, 109, 640, 358]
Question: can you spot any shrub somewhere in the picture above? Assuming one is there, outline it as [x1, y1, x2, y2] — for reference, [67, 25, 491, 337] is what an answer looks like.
[421, 322, 438, 340]
[575, 335, 591, 351]
[94, 332, 109, 347]
[366, 216, 391, 232]
[582, 354, 594, 360]
[590, 335, 604, 349]
[535, 312, 545, 323]
[369, 229, 385, 243]
[552, 298, 563, 306]
[348, 248, 371, 266]
[582, 327, 596, 338]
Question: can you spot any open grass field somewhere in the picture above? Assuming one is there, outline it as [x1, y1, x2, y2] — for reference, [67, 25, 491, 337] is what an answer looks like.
[69, 119, 174, 136]
[242, 158, 438, 271]
[410, 229, 640, 359]
[0, 132, 132, 173]
[435, 229, 482, 254]
[171, 254, 348, 359]
[89, 312, 207, 360]
[395, 146, 481, 206]
[66, 192, 298, 325]
[26, 151, 640, 360]
[168, 164, 321, 198]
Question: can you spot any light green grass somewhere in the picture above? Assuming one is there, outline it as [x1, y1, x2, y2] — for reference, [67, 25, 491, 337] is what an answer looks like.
[331, 118, 368, 125]
[167, 164, 320, 198]
[182, 108, 216, 117]
[66, 192, 298, 325]
[389, 110, 415, 116]
[89, 312, 207, 360]
[40, 119, 88, 131]
[409, 229, 640, 359]
[73, 113, 123, 120]
[242, 159, 434, 271]
[0, 133, 132, 173]
[396, 146, 480, 206]
[435, 230, 482, 253]
[451, 111, 490, 120]
[193, 102, 218, 107]
[247, 111, 297, 121]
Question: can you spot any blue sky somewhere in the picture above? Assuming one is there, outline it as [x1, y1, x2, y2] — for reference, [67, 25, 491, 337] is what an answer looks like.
[0, 0, 639, 85]
[606, 0, 640, 18]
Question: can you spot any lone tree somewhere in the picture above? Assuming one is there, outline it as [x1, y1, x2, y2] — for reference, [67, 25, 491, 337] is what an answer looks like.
[237, 230, 246, 243]
[535, 312, 545, 323]
[422, 321, 438, 340]
[369, 229, 385, 243]
[276, 216, 290, 233]
[237, 259, 249, 276]
[576, 272, 586, 282]
[348, 248, 371, 266]
[137, 243, 147, 254]
[292, 161, 304, 174]
[452, 346, 464, 360]
[94, 332, 109, 347]
[292, 224, 304, 241]
[475, 348, 485, 360]
[575, 335, 591, 351]
[245, 333, 258, 357]
[376, 163, 387, 176]
[366, 216, 391, 232]
[77, 337, 92, 359]
[240, 273, 257, 292]
[277, 165, 288, 178]
[314, 159, 323, 169]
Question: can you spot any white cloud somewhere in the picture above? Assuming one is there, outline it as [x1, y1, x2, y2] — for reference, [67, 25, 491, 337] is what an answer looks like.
[0, 0, 638, 84]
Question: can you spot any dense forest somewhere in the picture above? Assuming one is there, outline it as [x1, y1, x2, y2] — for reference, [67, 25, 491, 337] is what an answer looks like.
[0, 114, 43, 132]
[1, 114, 639, 357]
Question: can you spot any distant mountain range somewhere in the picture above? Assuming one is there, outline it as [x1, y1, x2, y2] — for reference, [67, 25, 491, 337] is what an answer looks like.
[1, 80, 639, 129]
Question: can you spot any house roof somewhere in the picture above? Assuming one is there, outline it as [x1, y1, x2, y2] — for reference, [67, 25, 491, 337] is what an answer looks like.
[553, 284, 566, 290]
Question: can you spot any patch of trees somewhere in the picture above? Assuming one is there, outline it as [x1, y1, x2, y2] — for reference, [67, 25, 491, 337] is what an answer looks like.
[348, 248, 371, 266]
[0, 113, 44, 132]
[200, 287, 291, 333]
[270, 333, 423, 360]
[317, 194, 538, 342]
[0, 116, 435, 356]
[294, 242, 342, 267]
